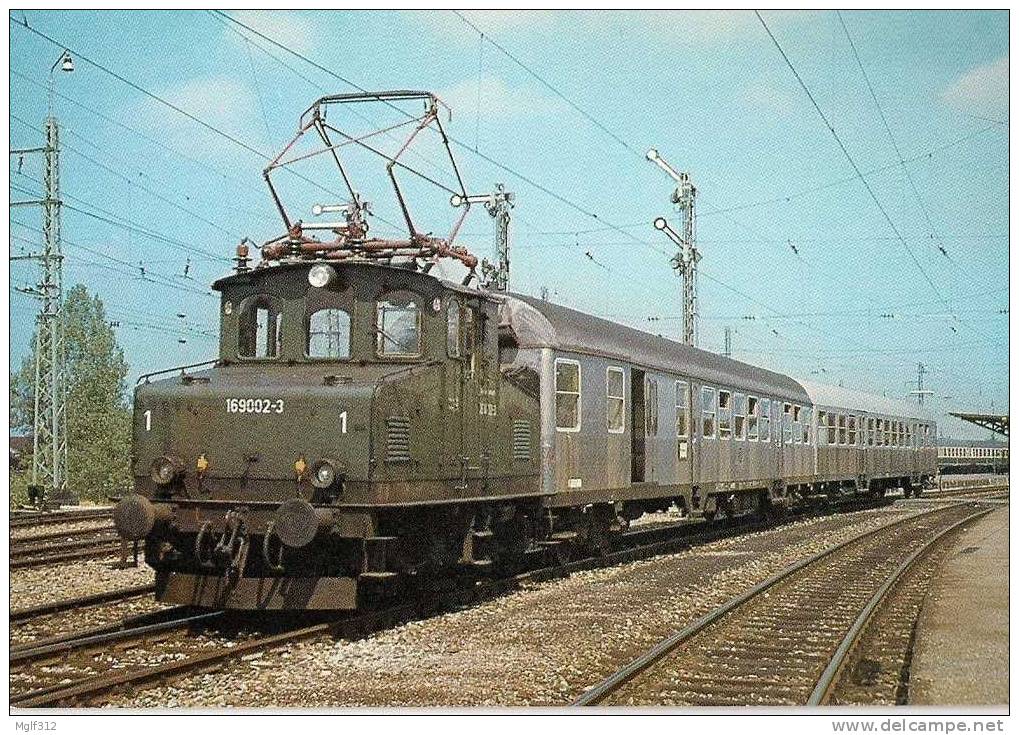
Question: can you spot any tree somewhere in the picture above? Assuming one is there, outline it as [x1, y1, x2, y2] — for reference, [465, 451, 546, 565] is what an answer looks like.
[10, 284, 132, 503]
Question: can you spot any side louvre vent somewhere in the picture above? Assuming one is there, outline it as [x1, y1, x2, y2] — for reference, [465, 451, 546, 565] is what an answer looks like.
[512, 420, 532, 461]
[386, 416, 411, 463]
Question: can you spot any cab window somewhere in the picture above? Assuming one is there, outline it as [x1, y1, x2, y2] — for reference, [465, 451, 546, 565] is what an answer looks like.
[376, 292, 421, 357]
[238, 295, 282, 359]
[307, 308, 351, 359]
[446, 301, 461, 358]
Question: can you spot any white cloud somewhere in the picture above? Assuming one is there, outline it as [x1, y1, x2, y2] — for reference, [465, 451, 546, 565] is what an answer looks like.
[428, 9, 814, 46]
[221, 10, 317, 56]
[438, 75, 566, 120]
[122, 75, 270, 170]
[942, 55, 1008, 117]
[739, 79, 795, 118]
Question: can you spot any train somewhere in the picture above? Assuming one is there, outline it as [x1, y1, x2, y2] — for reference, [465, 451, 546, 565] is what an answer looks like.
[112, 90, 938, 611]
[114, 257, 938, 611]
[937, 439, 1008, 474]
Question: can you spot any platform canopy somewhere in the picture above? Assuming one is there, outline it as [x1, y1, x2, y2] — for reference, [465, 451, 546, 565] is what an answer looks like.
[949, 412, 1009, 437]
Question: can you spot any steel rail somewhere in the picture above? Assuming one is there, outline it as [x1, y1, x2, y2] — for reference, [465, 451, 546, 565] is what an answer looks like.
[572, 501, 987, 705]
[806, 506, 994, 705]
[11, 542, 123, 569]
[10, 583, 157, 623]
[10, 508, 113, 528]
[11, 524, 116, 544]
[10, 608, 221, 665]
[13, 532, 120, 555]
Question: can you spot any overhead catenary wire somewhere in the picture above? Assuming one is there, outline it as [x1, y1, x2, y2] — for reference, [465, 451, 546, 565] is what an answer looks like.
[9, 220, 216, 298]
[753, 10, 986, 342]
[835, 11, 985, 288]
[11, 113, 245, 247]
[207, 9, 971, 364]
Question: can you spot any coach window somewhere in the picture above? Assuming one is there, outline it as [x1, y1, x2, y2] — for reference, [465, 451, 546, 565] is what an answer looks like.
[702, 386, 716, 438]
[782, 403, 793, 444]
[817, 411, 827, 446]
[734, 393, 747, 440]
[676, 381, 690, 459]
[306, 308, 351, 359]
[826, 412, 837, 445]
[792, 405, 802, 444]
[718, 390, 732, 439]
[238, 295, 282, 359]
[867, 417, 875, 446]
[837, 414, 847, 445]
[848, 415, 857, 445]
[760, 398, 771, 441]
[555, 359, 581, 432]
[606, 367, 625, 434]
[376, 292, 421, 357]
[802, 407, 812, 444]
[747, 396, 759, 441]
[883, 420, 892, 446]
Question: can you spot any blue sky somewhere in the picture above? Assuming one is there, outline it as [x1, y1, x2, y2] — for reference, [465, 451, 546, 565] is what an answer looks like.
[8, 10, 1008, 438]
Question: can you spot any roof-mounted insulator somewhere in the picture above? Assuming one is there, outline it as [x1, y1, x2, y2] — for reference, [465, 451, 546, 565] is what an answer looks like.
[234, 239, 251, 274]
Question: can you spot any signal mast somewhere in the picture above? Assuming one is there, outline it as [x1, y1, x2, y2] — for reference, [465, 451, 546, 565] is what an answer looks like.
[647, 148, 699, 347]
[451, 184, 515, 292]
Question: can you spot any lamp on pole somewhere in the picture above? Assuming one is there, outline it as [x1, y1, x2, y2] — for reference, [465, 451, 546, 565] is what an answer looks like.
[36, 49, 74, 505]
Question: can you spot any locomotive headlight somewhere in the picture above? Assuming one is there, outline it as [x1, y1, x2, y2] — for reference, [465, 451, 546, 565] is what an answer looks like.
[308, 263, 338, 289]
[150, 455, 184, 485]
[310, 459, 339, 489]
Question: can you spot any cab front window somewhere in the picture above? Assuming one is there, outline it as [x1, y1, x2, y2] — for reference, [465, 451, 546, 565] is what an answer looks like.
[307, 307, 351, 359]
[376, 291, 422, 357]
[238, 295, 282, 359]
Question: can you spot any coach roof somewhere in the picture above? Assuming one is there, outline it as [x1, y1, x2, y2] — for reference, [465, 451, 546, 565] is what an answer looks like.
[798, 380, 932, 422]
[499, 293, 810, 402]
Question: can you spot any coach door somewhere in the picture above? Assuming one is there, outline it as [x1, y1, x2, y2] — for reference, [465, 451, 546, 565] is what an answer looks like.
[675, 380, 692, 487]
[774, 399, 785, 480]
[695, 384, 718, 485]
[631, 369, 646, 483]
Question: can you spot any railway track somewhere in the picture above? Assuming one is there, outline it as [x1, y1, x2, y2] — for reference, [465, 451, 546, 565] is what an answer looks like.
[11, 583, 157, 624]
[573, 501, 993, 706]
[9, 487, 1003, 708]
[10, 507, 113, 529]
[921, 484, 1008, 500]
[11, 527, 125, 570]
[7, 493, 906, 708]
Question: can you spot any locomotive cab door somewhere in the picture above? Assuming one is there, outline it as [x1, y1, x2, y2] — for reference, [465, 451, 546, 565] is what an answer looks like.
[457, 300, 499, 488]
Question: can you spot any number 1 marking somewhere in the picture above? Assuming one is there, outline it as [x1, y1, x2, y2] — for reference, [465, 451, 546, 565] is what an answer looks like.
[144, 409, 152, 432]
[339, 410, 348, 434]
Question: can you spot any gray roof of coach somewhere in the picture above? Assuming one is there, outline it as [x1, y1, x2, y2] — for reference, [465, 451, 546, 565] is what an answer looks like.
[499, 293, 809, 402]
[798, 380, 931, 422]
